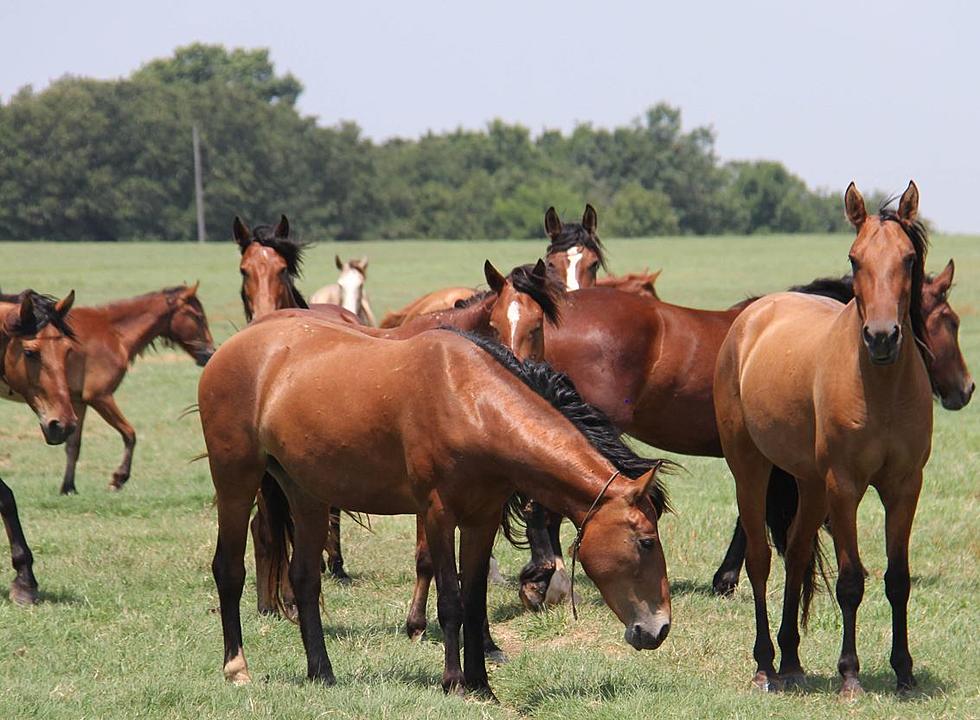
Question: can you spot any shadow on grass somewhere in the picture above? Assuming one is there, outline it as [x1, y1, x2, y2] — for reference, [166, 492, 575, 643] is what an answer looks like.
[772, 667, 952, 699]
[36, 587, 86, 606]
[490, 599, 527, 624]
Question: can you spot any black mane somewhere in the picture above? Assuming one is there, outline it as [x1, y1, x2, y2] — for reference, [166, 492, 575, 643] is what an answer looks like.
[878, 208, 929, 360]
[444, 328, 672, 516]
[788, 274, 855, 304]
[545, 224, 608, 270]
[1, 290, 74, 339]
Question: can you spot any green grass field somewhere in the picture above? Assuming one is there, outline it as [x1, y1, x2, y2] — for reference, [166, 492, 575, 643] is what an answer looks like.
[1, 235, 978, 719]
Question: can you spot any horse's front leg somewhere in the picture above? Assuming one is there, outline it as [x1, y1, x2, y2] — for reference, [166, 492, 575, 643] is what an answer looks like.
[459, 519, 501, 698]
[89, 395, 136, 490]
[59, 402, 87, 495]
[878, 470, 923, 693]
[519, 500, 558, 611]
[0, 477, 38, 605]
[712, 516, 747, 596]
[423, 503, 464, 694]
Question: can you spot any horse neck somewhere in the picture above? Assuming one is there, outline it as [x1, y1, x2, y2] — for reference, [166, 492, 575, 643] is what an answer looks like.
[103, 293, 173, 361]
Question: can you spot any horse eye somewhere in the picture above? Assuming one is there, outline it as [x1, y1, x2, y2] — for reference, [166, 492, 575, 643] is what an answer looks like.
[638, 537, 657, 550]
[23, 348, 39, 360]
[904, 257, 915, 273]
[848, 256, 859, 272]
[240, 268, 248, 277]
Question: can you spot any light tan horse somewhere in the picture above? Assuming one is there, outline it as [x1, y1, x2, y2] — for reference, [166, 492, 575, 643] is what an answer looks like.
[200, 315, 672, 696]
[714, 181, 932, 696]
[309, 256, 377, 326]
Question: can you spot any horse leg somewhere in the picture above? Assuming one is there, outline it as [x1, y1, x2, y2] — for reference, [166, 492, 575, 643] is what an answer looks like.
[519, 500, 557, 611]
[406, 514, 432, 640]
[775, 480, 827, 686]
[90, 395, 136, 490]
[324, 507, 351, 583]
[0, 477, 38, 606]
[59, 402, 87, 495]
[287, 492, 335, 684]
[827, 477, 866, 698]
[459, 520, 500, 698]
[711, 516, 746, 596]
[211, 466, 263, 684]
[423, 506, 464, 694]
[878, 471, 923, 693]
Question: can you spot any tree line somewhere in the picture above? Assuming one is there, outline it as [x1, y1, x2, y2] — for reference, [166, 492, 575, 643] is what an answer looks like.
[0, 44, 856, 242]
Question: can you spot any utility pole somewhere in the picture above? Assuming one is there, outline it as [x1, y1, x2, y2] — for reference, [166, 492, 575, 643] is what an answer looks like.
[192, 124, 206, 243]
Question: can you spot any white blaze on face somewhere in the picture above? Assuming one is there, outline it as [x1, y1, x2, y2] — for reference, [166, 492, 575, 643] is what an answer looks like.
[507, 300, 521, 349]
[337, 267, 364, 313]
[566, 247, 584, 290]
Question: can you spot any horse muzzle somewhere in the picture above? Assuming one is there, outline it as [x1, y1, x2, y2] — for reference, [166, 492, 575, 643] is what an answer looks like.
[863, 325, 901, 365]
[941, 380, 975, 411]
[41, 418, 76, 445]
[624, 620, 670, 650]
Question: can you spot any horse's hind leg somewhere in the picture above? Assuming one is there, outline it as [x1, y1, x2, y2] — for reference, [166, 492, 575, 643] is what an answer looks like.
[0, 477, 38, 605]
[211, 463, 264, 684]
[406, 514, 432, 640]
[90, 395, 136, 490]
[59, 402, 87, 495]
[287, 491, 335, 684]
[712, 516, 746, 596]
[324, 507, 351, 583]
[423, 505, 465, 694]
[878, 470, 923, 693]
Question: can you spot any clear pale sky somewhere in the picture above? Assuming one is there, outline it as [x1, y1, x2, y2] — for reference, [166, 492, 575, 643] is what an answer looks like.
[3, 0, 978, 232]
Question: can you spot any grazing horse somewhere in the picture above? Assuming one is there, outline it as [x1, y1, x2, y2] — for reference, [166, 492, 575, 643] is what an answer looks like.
[232, 214, 350, 588]
[199, 314, 672, 695]
[0, 290, 77, 604]
[2, 285, 215, 494]
[309, 256, 377, 326]
[379, 287, 478, 328]
[711, 260, 973, 595]
[544, 204, 605, 290]
[714, 181, 931, 696]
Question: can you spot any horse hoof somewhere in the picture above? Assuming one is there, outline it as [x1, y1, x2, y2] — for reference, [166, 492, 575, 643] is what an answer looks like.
[751, 671, 778, 692]
[406, 625, 426, 642]
[485, 649, 509, 665]
[9, 582, 39, 606]
[544, 568, 572, 606]
[310, 671, 336, 686]
[469, 685, 498, 702]
[330, 570, 353, 586]
[60, 486, 77, 496]
[839, 678, 864, 701]
[442, 680, 466, 697]
[712, 572, 738, 597]
[108, 482, 122, 492]
[223, 654, 252, 685]
[897, 676, 918, 695]
[779, 671, 807, 690]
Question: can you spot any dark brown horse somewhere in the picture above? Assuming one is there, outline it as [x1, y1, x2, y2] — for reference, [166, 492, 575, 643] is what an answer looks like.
[233, 215, 352, 589]
[2, 285, 215, 494]
[0, 290, 77, 604]
[715, 181, 932, 695]
[199, 313, 672, 696]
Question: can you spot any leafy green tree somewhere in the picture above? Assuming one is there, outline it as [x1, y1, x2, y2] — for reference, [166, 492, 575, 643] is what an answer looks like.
[605, 183, 680, 237]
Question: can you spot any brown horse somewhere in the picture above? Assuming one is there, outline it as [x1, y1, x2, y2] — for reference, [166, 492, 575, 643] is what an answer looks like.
[233, 214, 351, 587]
[544, 204, 605, 290]
[309, 256, 377, 326]
[711, 260, 973, 595]
[0, 290, 77, 604]
[199, 313, 672, 695]
[379, 286, 478, 328]
[596, 269, 661, 298]
[714, 181, 931, 696]
[2, 285, 215, 494]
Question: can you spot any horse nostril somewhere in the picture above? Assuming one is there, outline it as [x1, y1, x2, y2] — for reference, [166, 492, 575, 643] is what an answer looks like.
[657, 623, 671, 643]
[47, 420, 63, 434]
[862, 326, 874, 344]
[889, 325, 900, 342]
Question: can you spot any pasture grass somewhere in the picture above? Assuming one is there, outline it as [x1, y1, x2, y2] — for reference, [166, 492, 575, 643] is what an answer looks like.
[0, 235, 978, 719]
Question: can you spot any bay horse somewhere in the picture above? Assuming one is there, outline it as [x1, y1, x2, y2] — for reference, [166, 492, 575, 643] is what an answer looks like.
[711, 259, 973, 595]
[309, 256, 377, 326]
[199, 313, 672, 695]
[233, 214, 349, 587]
[544, 204, 605, 290]
[379, 286, 478, 328]
[0, 290, 77, 604]
[2, 285, 215, 494]
[714, 181, 932, 696]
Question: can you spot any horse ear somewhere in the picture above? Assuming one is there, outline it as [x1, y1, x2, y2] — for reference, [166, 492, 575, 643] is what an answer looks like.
[180, 282, 200, 301]
[544, 207, 562, 239]
[934, 258, 955, 292]
[359, 256, 369, 270]
[582, 204, 598, 233]
[898, 180, 919, 223]
[274, 214, 290, 238]
[626, 469, 659, 503]
[54, 290, 75, 316]
[532, 258, 547, 281]
[844, 182, 867, 229]
[19, 293, 35, 329]
[484, 260, 506, 294]
[233, 216, 251, 249]
[335, 254, 343, 270]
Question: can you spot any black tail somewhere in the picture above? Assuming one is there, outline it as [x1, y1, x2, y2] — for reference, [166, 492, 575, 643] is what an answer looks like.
[259, 471, 297, 622]
[500, 492, 531, 549]
[765, 466, 829, 629]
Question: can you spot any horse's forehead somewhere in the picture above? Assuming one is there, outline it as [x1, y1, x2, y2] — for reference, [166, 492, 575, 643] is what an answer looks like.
[338, 267, 363, 283]
[242, 244, 286, 271]
[851, 218, 913, 259]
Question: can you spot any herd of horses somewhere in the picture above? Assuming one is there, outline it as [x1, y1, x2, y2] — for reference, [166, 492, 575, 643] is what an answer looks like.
[1, 181, 973, 701]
